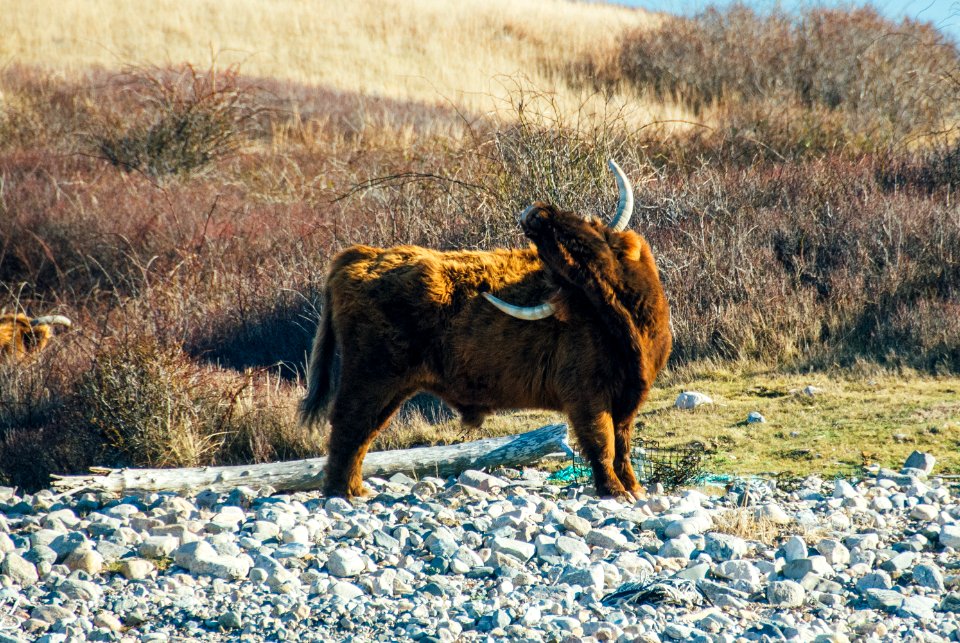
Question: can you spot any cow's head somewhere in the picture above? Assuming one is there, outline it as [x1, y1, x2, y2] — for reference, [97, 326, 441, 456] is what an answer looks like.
[0, 314, 73, 360]
[483, 159, 640, 320]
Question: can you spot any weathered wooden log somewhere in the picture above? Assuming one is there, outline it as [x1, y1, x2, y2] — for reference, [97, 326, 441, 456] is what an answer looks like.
[50, 423, 571, 496]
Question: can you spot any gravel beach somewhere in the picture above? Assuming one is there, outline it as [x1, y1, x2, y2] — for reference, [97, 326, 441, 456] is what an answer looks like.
[0, 452, 958, 642]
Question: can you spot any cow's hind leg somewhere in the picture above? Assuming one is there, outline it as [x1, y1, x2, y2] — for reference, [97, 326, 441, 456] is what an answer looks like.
[325, 380, 410, 498]
[567, 407, 630, 499]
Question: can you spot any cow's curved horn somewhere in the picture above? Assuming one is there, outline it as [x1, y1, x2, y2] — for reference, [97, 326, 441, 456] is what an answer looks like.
[482, 292, 555, 321]
[607, 159, 634, 232]
[31, 315, 72, 328]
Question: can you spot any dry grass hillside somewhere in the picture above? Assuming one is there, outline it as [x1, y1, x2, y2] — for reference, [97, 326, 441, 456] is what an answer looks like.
[1, 0, 681, 120]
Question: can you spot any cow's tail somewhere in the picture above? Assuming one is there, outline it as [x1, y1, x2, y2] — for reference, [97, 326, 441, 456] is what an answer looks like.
[300, 286, 338, 427]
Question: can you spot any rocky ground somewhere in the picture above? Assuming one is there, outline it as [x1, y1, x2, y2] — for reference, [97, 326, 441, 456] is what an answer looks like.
[0, 451, 958, 642]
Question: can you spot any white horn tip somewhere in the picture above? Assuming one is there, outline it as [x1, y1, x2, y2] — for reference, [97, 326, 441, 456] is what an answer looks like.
[482, 292, 556, 321]
[31, 315, 73, 328]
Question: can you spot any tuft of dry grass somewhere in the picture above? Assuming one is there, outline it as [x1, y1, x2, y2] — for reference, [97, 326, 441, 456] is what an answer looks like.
[709, 508, 787, 546]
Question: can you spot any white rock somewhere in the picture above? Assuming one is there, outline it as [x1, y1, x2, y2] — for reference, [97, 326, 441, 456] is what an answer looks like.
[703, 533, 748, 561]
[833, 480, 859, 499]
[2, 552, 38, 586]
[118, 558, 155, 580]
[754, 503, 791, 524]
[939, 524, 960, 549]
[491, 537, 535, 562]
[64, 548, 104, 575]
[555, 535, 590, 557]
[585, 528, 628, 550]
[173, 541, 251, 579]
[715, 560, 760, 585]
[664, 514, 712, 538]
[767, 580, 805, 607]
[330, 580, 364, 601]
[327, 548, 366, 577]
[139, 536, 178, 559]
[815, 539, 850, 566]
[782, 535, 808, 562]
[675, 391, 713, 409]
[458, 470, 509, 492]
[903, 451, 936, 475]
[910, 504, 939, 521]
[659, 534, 696, 559]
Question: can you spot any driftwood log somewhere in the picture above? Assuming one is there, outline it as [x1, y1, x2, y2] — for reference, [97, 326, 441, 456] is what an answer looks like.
[50, 423, 572, 496]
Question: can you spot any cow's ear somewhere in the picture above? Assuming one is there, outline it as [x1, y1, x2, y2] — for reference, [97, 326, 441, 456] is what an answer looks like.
[548, 290, 571, 322]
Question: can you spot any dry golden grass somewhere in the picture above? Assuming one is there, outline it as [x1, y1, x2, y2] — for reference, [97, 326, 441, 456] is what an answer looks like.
[709, 509, 786, 546]
[1, 0, 688, 123]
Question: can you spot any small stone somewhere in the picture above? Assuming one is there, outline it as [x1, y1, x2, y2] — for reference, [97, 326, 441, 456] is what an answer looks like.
[664, 515, 711, 538]
[330, 580, 364, 601]
[674, 562, 710, 581]
[173, 541, 251, 579]
[782, 535, 808, 562]
[139, 536, 178, 559]
[64, 548, 104, 575]
[30, 604, 73, 624]
[939, 593, 960, 612]
[585, 528, 627, 550]
[715, 560, 760, 586]
[558, 564, 605, 592]
[58, 578, 103, 602]
[555, 535, 590, 557]
[675, 391, 713, 409]
[93, 612, 122, 632]
[833, 480, 858, 500]
[563, 514, 592, 537]
[118, 558, 155, 580]
[490, 537, 535, 562]
[864, 588, 904, 611]
[903, 451, 936, 475]
[767, 580, 805, 607]
[754, 503, 791, 524]
[658, 534, 696, 559]
[704, 533, 748, 562]
[912, 562, 945, 591]
[939, 524, 960, 549]
[879, 552, 914, 573]
[910, 504, 939, 521]
[816, 539, 850, 566]
[747, 411, 765, 423]
[327, 548, 365, 577]
[782, 556, 833, 580]
[1, 552, 38, 587]
[857, 570, 893, 592]
[458, 470, 508, 492]
[898, 595, 937, 619]
[218, 611, 243, 629]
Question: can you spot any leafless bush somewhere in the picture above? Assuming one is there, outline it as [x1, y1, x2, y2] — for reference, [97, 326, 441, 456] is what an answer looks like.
[94, 63, 265, 177]
[616, 5, 960, 148]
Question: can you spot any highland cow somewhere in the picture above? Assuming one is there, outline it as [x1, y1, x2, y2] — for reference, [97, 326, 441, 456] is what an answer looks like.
[0, 313, 73, 360]
[301, 161, 671, 499]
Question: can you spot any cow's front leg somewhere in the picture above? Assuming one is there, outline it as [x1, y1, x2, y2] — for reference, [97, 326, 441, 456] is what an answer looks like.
[567, 407, 631, 500]
[613, 415, 644, 501]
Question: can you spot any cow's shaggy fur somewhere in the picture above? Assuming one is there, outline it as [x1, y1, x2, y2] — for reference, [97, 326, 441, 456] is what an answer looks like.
[301, 204, 671, 499]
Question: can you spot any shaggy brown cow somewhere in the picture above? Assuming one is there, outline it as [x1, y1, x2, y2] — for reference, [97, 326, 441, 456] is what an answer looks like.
[0, 313, 73, 360]
[301, 161, 671, 499]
